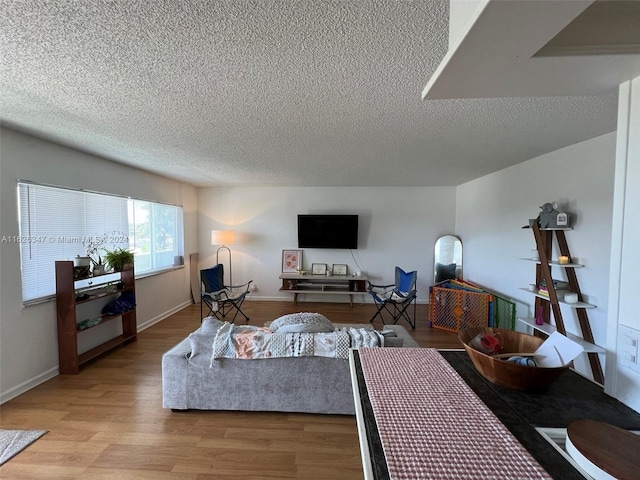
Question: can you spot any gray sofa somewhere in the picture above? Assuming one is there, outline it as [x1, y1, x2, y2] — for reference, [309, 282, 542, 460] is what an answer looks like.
[162, 318, 419, 415]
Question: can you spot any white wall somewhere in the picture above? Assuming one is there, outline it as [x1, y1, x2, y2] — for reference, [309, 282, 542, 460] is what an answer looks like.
[456, 132, 617, 380]
[0, 128, 198, 402]
[197, 186, 456, 306]
[606, 77, 640, 412]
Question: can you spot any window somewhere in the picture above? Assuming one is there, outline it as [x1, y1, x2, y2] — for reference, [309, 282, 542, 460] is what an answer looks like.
[17, 181, 184, 304]
[129, 199, 184, 273]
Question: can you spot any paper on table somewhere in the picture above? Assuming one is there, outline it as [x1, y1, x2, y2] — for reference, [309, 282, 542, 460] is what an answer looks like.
[534, 331, 584, 368]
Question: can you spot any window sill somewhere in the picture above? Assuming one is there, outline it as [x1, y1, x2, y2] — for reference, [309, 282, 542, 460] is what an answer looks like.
[136, 264, 184, 280]
[23, 265, 185, 307]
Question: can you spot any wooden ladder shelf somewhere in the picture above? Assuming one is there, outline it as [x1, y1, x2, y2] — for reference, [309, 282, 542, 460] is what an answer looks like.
[531, 223, 604, 383]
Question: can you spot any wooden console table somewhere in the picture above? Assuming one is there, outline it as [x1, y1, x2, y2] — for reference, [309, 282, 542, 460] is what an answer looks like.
[279, 273, 368, 306]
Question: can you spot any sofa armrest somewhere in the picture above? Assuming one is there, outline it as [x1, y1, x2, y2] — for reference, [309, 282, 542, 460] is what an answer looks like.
[162, 336, 192, 409]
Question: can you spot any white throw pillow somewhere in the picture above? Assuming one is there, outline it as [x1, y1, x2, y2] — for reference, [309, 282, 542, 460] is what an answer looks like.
[269, 312, 333, 333]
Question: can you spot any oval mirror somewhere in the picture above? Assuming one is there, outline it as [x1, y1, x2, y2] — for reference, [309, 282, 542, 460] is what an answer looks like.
[434, 235, 462, 284]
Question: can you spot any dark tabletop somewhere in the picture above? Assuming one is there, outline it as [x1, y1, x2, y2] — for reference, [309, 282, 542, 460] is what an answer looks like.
[353, 349, 640, 480]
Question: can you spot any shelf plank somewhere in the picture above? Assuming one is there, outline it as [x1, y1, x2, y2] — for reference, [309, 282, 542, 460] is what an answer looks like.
[75, 287, 132, 304]
[74, 271, 121, 289]
[519, 288, 595, 309]
[519, 258, 584, 268]
[76, 308, 136, 331]
[279, 273, 368, 281]
[517, 317, 605, 353]
[77, 333, 137, 366]
[522, 226, 573, 231]
[279, 288, 365, 295]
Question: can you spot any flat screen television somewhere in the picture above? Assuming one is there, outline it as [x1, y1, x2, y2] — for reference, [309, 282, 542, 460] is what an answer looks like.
[297, 214, 358, 249]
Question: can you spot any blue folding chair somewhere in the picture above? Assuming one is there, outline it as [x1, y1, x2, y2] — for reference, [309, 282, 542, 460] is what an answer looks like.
[200, 264, 252, 323]
[367, 267, 417, 329]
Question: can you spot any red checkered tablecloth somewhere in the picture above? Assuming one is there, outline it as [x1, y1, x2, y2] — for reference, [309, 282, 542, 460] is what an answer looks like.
[358, 347, 552, 480]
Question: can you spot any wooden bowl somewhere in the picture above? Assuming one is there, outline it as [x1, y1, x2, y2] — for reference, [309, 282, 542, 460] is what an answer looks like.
[458, 327, 569, 391]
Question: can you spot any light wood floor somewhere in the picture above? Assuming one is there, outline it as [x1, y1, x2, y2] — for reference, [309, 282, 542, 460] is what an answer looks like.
[0, 301, 461, 479]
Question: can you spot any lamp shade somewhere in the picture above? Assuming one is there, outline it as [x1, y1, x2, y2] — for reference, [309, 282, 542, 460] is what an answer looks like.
[211, 230, 235, 246]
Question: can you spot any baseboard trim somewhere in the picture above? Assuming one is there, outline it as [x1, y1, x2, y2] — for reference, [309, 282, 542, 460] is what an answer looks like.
[1, 300, 194, 405]
[137, 300, 193, 332]
[0, 367, 59, 405]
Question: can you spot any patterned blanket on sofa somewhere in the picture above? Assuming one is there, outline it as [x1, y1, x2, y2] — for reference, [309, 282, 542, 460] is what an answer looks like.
[211, 322, 382, 364]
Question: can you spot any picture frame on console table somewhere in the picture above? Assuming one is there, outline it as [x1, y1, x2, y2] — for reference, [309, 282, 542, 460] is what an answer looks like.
[332, 263, 347, 276]
[282, 249, 302, 273]
[312, 263, 327, 275]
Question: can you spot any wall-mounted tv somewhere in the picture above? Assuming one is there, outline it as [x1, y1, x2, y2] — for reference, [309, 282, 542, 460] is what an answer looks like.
[297, 214, 358, 249]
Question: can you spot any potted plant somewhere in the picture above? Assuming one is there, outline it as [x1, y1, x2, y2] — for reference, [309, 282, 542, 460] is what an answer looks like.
[84, 234, 107, 275]
[104, 247, 135, 272]
[91, 254, 105, 276]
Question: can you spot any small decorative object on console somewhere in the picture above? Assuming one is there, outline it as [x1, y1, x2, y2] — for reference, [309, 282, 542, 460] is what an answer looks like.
[73, 265, 91, 280]
[282, 249, 302, 273]
[73, 255, 91, 267]
[332, 263, 347, 276]
[311, 263, 327, 275]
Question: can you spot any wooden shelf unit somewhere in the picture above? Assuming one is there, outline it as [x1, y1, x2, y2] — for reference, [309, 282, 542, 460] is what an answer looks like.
[519, 223, 604, 383]
[55, 260, 137, 374]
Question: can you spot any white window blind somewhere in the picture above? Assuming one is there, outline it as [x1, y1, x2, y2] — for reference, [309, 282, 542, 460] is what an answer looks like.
[17, 182, 184, 304]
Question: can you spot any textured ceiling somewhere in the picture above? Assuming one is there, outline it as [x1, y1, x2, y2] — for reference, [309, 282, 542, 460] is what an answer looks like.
[0, 0, 618, 187]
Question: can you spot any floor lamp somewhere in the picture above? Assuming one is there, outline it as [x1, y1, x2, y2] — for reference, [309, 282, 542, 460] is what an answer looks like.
[211, 230, 235, 286]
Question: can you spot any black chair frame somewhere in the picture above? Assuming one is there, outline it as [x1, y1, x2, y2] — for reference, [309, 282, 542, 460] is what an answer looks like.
[367, 267, 417, 329]
[200, 264, 252, 324]
[368, 285, 417, 330]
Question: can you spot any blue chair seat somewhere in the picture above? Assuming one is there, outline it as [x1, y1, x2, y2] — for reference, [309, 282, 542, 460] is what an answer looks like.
[367, 267, 417, 329]
[200, 264, 252, 323]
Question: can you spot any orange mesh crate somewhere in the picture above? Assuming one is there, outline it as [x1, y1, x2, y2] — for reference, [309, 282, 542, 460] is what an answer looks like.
[429, 286, 491, 333]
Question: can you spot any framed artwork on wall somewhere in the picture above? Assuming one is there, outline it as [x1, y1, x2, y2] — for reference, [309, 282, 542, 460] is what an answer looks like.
[312, 263, 327, 275]
[332, 264, 348, 276]
[282, 249, 302, 273]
